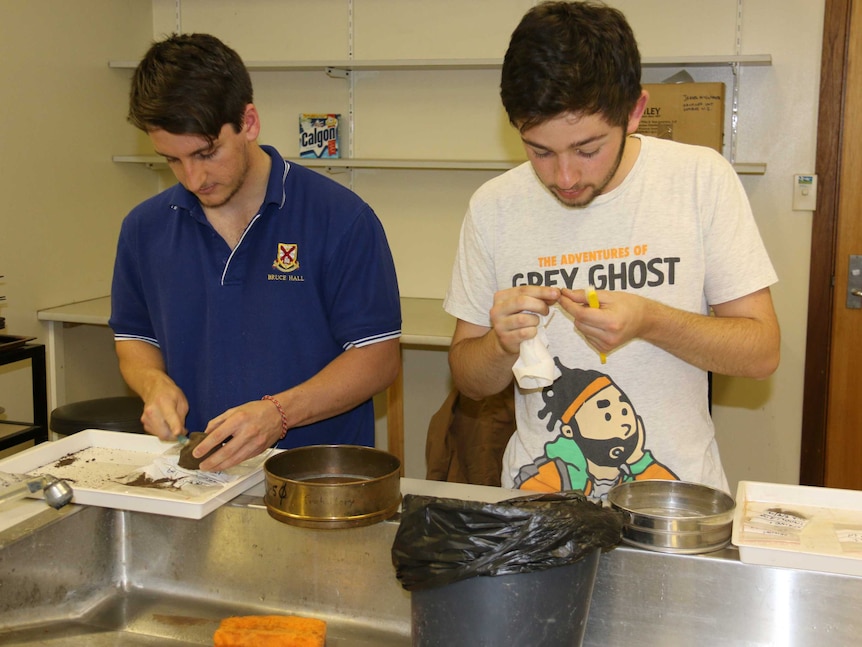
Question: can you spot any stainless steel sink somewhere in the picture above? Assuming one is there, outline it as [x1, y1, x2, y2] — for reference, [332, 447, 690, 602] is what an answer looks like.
[0, 496, 410, 645]
[4, 486, 862, 646]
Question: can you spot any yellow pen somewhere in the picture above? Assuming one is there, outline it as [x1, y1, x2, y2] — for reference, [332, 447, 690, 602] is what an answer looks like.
[586, 284, 607, 364]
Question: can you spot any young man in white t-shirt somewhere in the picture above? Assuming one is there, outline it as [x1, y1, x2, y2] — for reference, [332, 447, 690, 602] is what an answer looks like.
[444, 0, 780, 500]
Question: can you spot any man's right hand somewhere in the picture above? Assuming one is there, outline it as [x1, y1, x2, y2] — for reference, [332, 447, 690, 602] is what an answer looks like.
[140, 379, 189, 441]
[489, 285, 561, 355]
[115, 339, 189, 442]
[448, 285, 561, 400]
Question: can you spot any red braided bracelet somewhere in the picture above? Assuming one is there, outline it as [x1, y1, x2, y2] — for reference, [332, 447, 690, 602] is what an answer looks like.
[262, 395, 288, 440]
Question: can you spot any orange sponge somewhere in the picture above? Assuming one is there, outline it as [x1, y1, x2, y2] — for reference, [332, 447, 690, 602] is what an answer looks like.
[213, 614, 326, 647]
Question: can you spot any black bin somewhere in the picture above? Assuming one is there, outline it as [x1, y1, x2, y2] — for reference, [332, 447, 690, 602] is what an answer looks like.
[392, 491, 623, 647]
[412, 547, 600, 646]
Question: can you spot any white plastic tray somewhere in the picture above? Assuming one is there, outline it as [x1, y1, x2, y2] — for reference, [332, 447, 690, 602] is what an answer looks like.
[0, 430, 269, 519]
[732, 480, 862, 577]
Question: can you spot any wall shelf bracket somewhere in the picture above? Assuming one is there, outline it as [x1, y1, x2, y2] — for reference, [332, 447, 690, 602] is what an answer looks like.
[325, 67, 350, 80]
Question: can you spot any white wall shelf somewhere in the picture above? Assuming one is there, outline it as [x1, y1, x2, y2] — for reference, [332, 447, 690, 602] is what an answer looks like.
[109, 54, 772, 72]
[110, 53, 770, 176]
[112, 155, 765, 175]
[111, 155, 518, 172]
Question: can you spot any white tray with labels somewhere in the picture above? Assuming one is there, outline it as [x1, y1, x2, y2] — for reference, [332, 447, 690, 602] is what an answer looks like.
[732, 480, 862, 577]
[0, 430, 270, 519]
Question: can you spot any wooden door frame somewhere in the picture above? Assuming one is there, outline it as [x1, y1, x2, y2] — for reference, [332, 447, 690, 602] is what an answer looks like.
[799, 0, 850, 485]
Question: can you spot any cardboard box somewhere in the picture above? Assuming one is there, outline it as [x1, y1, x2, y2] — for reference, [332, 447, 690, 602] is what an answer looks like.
[299, 113, 341, 159]
[637, 82, 725, 152]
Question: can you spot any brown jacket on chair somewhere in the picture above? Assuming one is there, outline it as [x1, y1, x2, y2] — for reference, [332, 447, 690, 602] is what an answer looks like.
[425, 384, 516, 487]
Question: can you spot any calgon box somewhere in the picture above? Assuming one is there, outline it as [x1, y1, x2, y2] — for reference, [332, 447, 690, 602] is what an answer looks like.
[637, 82, 725, 153]
[299, 113, 341, 159]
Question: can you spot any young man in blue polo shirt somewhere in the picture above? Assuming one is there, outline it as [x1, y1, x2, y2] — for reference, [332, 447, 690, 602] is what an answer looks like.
[110, 33, 401, 471]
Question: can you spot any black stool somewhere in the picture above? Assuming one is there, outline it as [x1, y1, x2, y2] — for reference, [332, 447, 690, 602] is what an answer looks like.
[50, 396, 145, 437]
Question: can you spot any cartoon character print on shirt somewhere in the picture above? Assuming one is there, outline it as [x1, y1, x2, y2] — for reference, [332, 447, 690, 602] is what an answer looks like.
[513, 358, 678, 501]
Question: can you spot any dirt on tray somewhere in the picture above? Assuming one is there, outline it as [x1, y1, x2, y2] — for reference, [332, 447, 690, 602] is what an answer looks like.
[122, 473, 181, 490]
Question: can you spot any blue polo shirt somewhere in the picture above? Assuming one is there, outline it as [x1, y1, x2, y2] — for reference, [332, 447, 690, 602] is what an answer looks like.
[110, 146, 401, 448]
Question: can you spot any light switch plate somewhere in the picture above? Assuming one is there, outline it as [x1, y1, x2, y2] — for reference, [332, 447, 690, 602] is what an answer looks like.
[793, 174, 817, 211]
[848, 255, 862, 310]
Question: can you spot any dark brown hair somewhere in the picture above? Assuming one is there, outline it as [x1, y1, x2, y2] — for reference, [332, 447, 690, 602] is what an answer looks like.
[128, 33, 252, 141]
[500, 1, 642, 131]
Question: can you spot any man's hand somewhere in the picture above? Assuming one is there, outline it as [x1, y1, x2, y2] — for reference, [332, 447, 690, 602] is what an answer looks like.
[195, 399, 284, 472]
[560, 287, 647, 356]
[560, 286, 780, 379]
[448, 285, 561, 399]
[116, 339, 189, 442]
[489, 285, 562, 355]
[139, 379, 190, 442]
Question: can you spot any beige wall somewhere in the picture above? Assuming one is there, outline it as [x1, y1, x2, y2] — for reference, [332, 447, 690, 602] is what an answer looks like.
[0, 0, 825, 488]
[0, 1, 158, 417]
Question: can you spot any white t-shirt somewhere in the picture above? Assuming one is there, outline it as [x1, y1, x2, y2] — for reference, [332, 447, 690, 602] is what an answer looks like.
[444, 135, 778, 501]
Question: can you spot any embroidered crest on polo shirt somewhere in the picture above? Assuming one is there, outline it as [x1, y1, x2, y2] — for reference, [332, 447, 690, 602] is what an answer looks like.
[272, 242, 299, 273]
[269, 242, 304, 282]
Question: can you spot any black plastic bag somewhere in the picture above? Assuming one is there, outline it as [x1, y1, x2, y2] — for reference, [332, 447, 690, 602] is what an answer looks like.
[392, 491, 622, 591]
